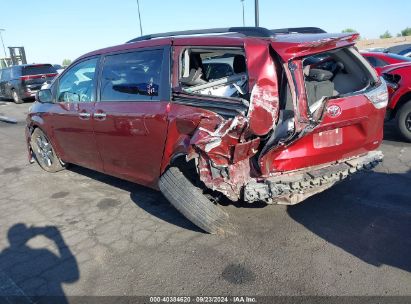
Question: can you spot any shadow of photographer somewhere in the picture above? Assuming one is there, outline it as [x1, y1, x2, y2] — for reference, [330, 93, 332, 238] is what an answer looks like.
[0, 224, 79, 303]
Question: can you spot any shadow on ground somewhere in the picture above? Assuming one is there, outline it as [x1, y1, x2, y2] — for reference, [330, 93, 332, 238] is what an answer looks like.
[383, 122, 409, 144]
[287, 170, 411, 273]
[68, 166, 203, 233]
[0, 224, 78, 304]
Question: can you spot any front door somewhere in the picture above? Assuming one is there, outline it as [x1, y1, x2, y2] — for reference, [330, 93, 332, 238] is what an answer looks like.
[92, 48, 170, 188]
[49, 57, 103, 171]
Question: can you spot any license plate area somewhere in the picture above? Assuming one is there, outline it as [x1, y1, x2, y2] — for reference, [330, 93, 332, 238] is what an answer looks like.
[313, 128, 343, 148]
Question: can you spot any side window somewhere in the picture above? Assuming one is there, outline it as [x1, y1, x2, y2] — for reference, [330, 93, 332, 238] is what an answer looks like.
[57, 57, 98, 103]
[2, 68, 11, 81]
[375, 58, 388, 67]
[100, 49, 163, 102]
[366, 56, 376, 67]
[365, 56, 387, 68]
[11, 67, 21, 78]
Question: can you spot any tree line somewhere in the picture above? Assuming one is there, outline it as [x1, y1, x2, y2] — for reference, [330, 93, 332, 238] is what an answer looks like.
[342, 27, 411, 39]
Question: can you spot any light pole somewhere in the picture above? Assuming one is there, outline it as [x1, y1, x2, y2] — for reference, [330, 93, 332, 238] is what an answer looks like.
[0, 29, 7, 58]
[136, 0, 143, 36]
[255, 0, 259, 27]
[241, 0, 245, 26]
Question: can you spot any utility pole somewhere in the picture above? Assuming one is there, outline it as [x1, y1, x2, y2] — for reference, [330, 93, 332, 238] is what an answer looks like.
[0, 29, 7, 58]
[241, 0, 245, 26]
[136, 0, 143, 36]
[254, 0, 259, 27]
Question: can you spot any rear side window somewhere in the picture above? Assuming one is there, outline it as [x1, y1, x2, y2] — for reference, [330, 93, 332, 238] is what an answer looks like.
[1, 68, 11, 81]
[23, 64, 57, 76]
[179, 48, 248, 99]
[365, 56, 387, 67]
[11, 67, 21, 78]
[100, 49, 163, 102]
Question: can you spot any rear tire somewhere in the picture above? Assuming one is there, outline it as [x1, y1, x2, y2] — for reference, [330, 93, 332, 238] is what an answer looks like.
[395, 101, 411, 142]
[12, 90, 23, 104]
[159, 166, 230, 234]
[30, 128, 66, 173]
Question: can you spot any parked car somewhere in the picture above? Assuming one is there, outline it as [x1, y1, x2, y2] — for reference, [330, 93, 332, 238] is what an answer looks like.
[26, 27, 387, 233]
[53, 64, 65, 74]
[387, 44, 411, 57]
[0, 64, 57, 103]
[361, 52, 411, 74]
[380, 62, 411, 141]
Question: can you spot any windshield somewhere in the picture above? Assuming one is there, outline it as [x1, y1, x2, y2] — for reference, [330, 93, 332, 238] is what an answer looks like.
[22, 64, 57, 76]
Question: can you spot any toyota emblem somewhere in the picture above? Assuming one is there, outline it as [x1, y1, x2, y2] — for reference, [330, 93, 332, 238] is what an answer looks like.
[326, 105, 342, 118]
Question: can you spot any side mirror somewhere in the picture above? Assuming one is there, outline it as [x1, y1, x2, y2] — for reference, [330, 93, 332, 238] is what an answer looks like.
[36, 89, 53, 103]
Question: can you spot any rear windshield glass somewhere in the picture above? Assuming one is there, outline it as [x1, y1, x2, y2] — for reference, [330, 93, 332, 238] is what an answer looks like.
[23, 65, 57, 76]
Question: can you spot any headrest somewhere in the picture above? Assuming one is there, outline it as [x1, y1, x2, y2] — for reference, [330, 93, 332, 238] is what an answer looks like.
[307, 68, 333, 81]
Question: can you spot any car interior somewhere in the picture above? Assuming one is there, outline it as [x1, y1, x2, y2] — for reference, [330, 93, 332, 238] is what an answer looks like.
[262, 47, 377, 150]
[179, 48, 248, 98]
[302, 47, 374, 113]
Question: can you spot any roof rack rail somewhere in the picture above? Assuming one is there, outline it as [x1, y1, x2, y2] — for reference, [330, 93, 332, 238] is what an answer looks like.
[127, 27, 274, 43]
[126, 26, 328, 43]
[271, 27, 326, 34]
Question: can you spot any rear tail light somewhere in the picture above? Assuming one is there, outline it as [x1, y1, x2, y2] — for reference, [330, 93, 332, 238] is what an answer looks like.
[365, 78, 388, 109]
[20, 73, 58, 81]
[20, 75, 31, 81]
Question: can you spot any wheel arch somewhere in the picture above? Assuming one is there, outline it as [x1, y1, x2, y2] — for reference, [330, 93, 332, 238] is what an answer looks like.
[163, 153, 197, 175]
[28, 122, 65, 162]
[392, 92, 411, 119]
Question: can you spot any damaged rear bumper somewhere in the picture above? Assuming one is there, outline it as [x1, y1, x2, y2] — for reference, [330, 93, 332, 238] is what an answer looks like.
[244, 150, 383, 205]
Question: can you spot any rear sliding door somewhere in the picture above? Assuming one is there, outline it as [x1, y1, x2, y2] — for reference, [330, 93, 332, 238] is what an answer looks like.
[93, 46, 171, 188]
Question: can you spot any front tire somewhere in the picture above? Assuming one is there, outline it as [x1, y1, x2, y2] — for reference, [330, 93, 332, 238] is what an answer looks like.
[395, 101, 411, 142]
[159, 166, 230, 234]
[30, 128, 66, 172]
[12, 90, 23, 104]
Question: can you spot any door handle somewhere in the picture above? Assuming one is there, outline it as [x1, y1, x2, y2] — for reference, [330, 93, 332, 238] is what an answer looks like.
[79, 112, 91, 119]
[93, 112, 107, 120]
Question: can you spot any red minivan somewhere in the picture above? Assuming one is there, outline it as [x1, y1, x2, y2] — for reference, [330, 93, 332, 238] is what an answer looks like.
[26, 27, 388, 233]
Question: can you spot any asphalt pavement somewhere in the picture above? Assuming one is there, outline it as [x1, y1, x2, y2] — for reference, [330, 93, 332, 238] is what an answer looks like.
[0, 101, 410, 300]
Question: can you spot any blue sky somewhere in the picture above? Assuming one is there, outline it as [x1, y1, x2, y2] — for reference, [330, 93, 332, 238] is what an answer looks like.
[0, 0, 409, 64]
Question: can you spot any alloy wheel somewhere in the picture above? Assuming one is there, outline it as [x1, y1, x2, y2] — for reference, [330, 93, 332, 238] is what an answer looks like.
[406, 112, 411, 132]
[35, 135, 54, 167]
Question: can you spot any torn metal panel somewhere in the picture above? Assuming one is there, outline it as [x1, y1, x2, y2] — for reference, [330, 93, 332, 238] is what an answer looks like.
[287, 60, 311, 126]
[197, 155, 251, 201]
[248, 84, 279, 136]
[189, 115, 249, 167]
[244, 39, 280, 136]
[188, 114, 261, 200]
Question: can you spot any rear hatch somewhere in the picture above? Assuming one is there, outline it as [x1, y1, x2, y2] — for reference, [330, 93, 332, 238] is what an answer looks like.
[21, 64, 57, 91]
[257, 34, 388, 175]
